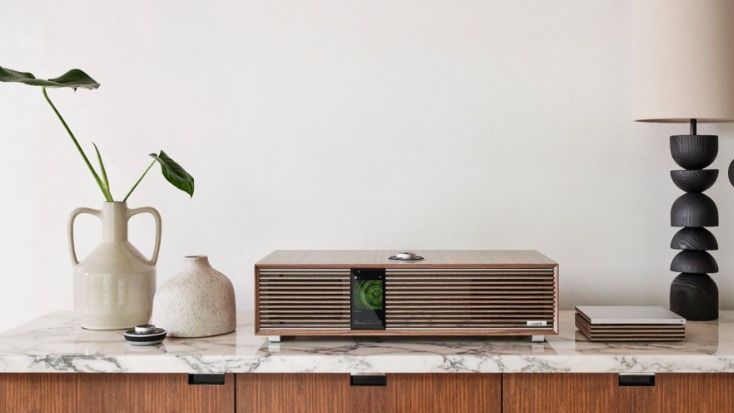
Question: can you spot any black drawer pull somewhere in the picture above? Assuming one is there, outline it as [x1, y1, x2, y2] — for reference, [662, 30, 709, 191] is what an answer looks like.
[618, 374, 655, 387]
[188, 374, 225, 385]
[350, 375, 387, 386]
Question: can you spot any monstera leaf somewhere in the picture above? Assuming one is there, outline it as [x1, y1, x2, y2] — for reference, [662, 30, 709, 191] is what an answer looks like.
[151, 151, 195, 197]
[0, 67, 100, 90]
[2, 66, 196, 202]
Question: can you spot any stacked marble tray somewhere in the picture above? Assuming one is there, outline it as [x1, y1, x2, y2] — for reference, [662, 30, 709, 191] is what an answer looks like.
[575, 306, 685, 342]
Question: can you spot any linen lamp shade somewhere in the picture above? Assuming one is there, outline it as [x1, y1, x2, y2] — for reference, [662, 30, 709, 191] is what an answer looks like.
[634, 0, 734, 123]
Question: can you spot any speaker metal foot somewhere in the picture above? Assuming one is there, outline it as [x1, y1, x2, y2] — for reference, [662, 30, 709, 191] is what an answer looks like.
[530, 335, 545, 342]
[268, 335, 281, 343]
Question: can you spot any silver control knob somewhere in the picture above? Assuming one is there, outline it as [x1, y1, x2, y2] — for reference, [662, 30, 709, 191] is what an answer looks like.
[395, 252, 416, 260]
[388, 251, 424, 261]
[134, 324, 157, 334]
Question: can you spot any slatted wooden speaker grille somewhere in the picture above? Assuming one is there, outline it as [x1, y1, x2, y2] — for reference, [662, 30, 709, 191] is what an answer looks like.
[385, 269, 556, 330]
[258, 269, 351, 330]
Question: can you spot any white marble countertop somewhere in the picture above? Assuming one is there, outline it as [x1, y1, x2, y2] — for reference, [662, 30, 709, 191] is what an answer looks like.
[0, 311, 733, 374]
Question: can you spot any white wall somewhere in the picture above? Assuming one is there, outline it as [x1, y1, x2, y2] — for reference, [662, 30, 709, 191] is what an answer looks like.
[1, 0, 733, 332]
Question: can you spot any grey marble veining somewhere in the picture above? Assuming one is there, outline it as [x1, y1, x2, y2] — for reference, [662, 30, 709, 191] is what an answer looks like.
[0, 311, 732, 374]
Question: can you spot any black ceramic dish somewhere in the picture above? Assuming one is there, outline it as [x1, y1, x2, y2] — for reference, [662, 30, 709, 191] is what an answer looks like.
[123, 324, 167, 346]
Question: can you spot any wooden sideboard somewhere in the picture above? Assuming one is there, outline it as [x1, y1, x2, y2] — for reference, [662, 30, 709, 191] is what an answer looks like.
[4, 312, 734, 412]
[2, 373, 734, 413]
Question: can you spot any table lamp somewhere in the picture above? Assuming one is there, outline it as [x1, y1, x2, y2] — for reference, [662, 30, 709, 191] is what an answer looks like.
[634, 0, 734, 320]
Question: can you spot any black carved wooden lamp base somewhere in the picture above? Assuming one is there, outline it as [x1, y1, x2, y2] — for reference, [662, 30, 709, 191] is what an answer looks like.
[668, 120, 719, 321]
[670, 273, 718, 321]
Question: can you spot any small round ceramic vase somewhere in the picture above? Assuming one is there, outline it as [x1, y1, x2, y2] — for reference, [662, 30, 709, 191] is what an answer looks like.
[69, 202, 161, 330]
[152, 256, 236, 337]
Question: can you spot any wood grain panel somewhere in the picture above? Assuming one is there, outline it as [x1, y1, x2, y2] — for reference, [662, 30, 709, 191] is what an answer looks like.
[236, 374, 348, 413]
[0, 373, 76, 413]
[236, 373, 500, 413]
[5, 372, 734, 412]
[503, 374, 619, 413]
[74, 373, 131, 412]
[128, 374, 234, 413]
[256, 269, 351, 332]
[385, 269, 555, 331]
[381, 374, 500, 413]
[504, 373, 734, 413]
[1, 374, 233, 413]
[256, 250, 557, 269]
[254, 328, 553, 336]
[626, 373, 734, 413]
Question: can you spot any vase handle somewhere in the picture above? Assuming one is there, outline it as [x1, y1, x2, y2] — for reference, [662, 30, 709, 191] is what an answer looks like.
[68, 207, 101, 266]
[127, 207, 162, 265]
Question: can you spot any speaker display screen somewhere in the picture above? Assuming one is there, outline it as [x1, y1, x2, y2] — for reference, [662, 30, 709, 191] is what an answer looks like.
[351, 269, 385, 329]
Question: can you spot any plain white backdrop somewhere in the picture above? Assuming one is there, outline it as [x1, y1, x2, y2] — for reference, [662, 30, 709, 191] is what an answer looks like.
[1, 0, 733, 331]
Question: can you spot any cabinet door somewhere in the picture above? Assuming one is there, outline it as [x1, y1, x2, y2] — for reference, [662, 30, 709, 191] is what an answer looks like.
[503, 373, 620, 413]
[632, 373, 734, 413]
[503, 373, 734, 413]
[0, 373, 234, 413]
[236, 374, 349, 412]
[0, 373, 76, 413]
[235, 373, 501, 413]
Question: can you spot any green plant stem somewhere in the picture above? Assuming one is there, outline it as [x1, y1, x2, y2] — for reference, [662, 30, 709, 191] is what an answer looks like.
[42, 87, 113, 201]
[123, 158, 157, 202]
[92, 143, 111, 195]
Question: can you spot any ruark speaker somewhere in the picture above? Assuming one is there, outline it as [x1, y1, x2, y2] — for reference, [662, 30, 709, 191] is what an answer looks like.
[254, 250, 559, 340]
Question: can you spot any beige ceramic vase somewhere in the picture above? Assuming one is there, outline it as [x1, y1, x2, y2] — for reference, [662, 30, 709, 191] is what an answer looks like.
[152, 256, 236, 337]
[69, 202, 161, 330]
